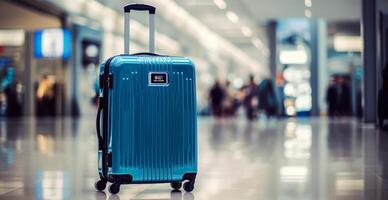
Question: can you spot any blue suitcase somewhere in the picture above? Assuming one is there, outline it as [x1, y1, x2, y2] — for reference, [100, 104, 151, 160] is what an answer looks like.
[94, 4, 197, 194]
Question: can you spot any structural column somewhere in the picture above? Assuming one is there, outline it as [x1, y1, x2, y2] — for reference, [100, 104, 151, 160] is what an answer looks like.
[267, 20, 277, 81]
[23, 32, 35, 116]
[318, 21, 328, 116]
[362, 0, 377, 123]
[310, 19, 327, 116]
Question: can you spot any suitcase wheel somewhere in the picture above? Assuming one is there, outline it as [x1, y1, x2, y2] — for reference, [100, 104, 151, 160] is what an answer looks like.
[170, 182, 182, 190]
[94, 180, 107, 191]
[183, 181, 194, 192]
[108, 183, 120, 194]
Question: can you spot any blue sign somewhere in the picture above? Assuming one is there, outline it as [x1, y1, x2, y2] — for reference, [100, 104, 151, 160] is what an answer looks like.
[34, 29, 71, 59]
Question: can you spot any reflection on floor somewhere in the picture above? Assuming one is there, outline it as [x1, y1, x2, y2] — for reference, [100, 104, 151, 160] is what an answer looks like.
[0, 117, 386, 200]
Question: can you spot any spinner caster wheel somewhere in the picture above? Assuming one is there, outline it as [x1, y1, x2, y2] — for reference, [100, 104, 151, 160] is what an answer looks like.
[170, 182, 182, 190]
[183, 181, 194, 192]
[108, 183, 120, 194]
[94, 180, 107, 191]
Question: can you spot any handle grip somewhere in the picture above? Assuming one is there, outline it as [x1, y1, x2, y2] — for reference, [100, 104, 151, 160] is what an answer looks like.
[124, 4, 156, 14]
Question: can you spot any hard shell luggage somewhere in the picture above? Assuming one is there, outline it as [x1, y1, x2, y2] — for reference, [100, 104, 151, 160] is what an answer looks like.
[94, 4, 198, 194]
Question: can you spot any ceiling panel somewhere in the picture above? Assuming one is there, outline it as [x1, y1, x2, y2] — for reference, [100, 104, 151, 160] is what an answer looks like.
[0, 1, 61, 30]
[239, 0, 360, 21]
[95, 0, 361, 70]
[174, 0, 267, 59]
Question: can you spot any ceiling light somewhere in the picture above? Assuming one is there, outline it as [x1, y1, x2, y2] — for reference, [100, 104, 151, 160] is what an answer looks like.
[0, 30, 25, 46]
[251, 38, 263, 49]
[280, 166, 308, 177]
[226, 11, 239, 23]
[213, 0, 227, 10]
[252, 38, 269, 56]
[261, 48, 270, 57]
[304, 0, 312, 7]
[279, 49, 308, 64]
[333, 35, 363, 52]
[304, 9, 312, 18]
[241, 26, 252, 37]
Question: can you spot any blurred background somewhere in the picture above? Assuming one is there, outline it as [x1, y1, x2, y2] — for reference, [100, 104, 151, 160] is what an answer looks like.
[0, 0, 369, 119]
[0, 0, 388, 199]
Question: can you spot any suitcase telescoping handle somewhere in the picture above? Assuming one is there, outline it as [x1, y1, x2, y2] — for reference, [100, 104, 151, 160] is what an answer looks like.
[124, 4, 156, 54]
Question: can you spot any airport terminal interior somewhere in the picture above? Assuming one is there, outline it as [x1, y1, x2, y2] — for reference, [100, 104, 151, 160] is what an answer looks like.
[0, 0, 388, 199]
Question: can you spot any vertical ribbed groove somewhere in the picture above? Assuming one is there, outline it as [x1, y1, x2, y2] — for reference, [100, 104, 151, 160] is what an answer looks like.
[189, 78, 194, 166]
[185, 78, 189, 165]
[183, 71, 186, 167]
[178, 71, 182, 168]
[131, 70, 134, 168]
[118, 71, 122, 167]
[159, 59, 162, 180]
[169, 59, 172, 180]
[147, 58, 151, 181]
[169, 69, 175, 181]
[142, 59, 146, 180]
[186, 78, 190, 166]
[159, 59, 163, 180]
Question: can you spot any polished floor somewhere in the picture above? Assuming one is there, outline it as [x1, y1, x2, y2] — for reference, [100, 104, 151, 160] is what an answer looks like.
[0, 117, 386, 200]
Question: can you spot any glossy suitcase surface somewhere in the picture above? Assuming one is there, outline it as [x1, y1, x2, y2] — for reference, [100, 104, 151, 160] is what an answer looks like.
[95, 4, 197, 194]
[107, 55, 197, 181]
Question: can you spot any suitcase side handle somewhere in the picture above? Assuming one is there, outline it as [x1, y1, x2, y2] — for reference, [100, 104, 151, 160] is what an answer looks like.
[96, 97, 103, 150]
[123, 3, 156, 54]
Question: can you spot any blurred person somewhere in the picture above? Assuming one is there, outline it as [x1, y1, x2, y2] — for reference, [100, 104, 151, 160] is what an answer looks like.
[4, 81, 23, 117]
[337, 77, 351, 116]
[0, 66, 22, 117]
[222, 80, 240, 117]
[241, 75, 258, 120]
[378, 64, 388, 130]
[326, 77, 338, 117]
[276, 73, 286, 117]
[36, 75, 56, 116]
[258, 79, 278, 118]
[208, 80, 225, 117]
[0, 65, 15, 91]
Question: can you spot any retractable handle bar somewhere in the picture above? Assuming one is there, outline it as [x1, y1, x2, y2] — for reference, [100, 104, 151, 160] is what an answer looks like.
[123, 4, 156, 54]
